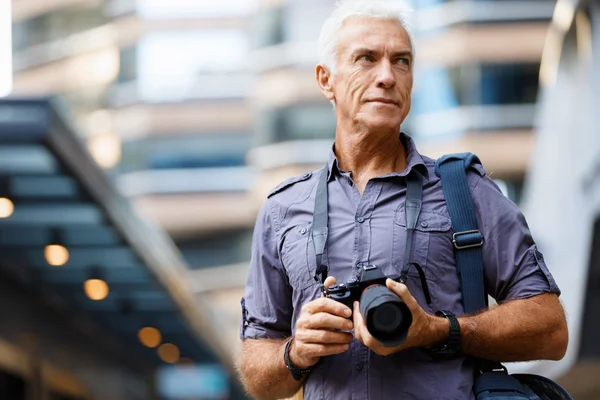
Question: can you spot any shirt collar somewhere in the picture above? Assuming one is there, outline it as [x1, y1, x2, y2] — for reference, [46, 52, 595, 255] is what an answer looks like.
[327, 132, 428, 181]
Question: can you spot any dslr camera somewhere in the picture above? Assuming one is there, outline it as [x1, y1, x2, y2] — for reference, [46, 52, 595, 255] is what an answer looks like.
[326, 264, 412, 347]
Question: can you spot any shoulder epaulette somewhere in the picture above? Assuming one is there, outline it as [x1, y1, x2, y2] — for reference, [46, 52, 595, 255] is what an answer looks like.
[267, 172, 313, 198]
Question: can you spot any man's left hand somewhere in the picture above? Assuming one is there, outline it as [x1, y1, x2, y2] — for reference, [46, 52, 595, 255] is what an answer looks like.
[352, 279, 448, 356]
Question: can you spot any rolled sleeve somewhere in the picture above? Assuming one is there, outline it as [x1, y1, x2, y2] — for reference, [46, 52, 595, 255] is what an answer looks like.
[472, 176, 561, 303]
[240, 201, 293, 340]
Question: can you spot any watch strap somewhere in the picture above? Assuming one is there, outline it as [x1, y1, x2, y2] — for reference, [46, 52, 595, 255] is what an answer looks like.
[284, 338, 314, 381]
[429, 310, 461, 359]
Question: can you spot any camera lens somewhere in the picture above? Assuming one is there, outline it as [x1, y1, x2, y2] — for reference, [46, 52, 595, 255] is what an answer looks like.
[359, 285, 412, 347]
[370, 303, 403, 334]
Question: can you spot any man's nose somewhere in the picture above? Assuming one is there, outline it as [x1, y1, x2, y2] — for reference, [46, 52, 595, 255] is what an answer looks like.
[376, 61, 396, 89]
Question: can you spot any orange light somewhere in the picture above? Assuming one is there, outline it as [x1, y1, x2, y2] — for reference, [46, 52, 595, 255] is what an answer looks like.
[138, 327, 161, 348]
[157, 343, 180, 364]
[0, 197, 13, 218]
[83, 279, 109, 300]
[44, 244, 69, 266]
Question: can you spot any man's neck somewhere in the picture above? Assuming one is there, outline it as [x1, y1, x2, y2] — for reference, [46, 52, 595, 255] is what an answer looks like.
[334, 125, 407, 193]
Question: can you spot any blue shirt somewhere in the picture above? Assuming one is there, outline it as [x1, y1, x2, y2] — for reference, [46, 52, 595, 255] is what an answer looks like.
[240, 133, 560, 400]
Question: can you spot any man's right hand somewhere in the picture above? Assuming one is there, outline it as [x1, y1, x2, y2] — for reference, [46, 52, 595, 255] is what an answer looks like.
[288, 277, 354, 369]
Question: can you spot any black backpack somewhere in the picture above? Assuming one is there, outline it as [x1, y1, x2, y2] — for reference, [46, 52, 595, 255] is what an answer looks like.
[435, 153, 574, 400]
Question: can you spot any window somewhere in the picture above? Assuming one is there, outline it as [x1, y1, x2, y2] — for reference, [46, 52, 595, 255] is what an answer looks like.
[479, 64, 540, 105]
[118, 46, 137, 84]
[12, 4, 109, 52]
[251, 1, 336, 49]
[136, 31, 250, 102]
[177, 229, 253, 269]
[251, 6, 285, 49]
[256, 103, 336, 145]
[282, 2, 336, 43]
[411, 63, 540, 115]
[120, 133, 250, 173]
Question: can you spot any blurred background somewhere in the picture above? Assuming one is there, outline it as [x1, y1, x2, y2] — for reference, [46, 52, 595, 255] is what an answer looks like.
[0, 0, 599, 398]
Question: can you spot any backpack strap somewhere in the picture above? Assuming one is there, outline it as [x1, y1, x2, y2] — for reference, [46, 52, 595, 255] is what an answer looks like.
[434, 152, 486, 314]
[435, 154, 572, 400]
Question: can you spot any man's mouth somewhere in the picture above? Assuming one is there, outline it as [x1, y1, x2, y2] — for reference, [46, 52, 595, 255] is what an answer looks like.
[367, 98, 398, 106]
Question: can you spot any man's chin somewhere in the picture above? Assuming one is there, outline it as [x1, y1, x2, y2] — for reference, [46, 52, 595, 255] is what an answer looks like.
[359, 116, 402, 132]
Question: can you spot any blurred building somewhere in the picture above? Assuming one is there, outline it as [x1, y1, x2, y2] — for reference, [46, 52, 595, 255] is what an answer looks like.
[11, 0, 259, 241]
[247, 0, 556, 203]
[0, 98, 239, 400]
[10, 0, 258, 398]
[516, 0, 600, 398]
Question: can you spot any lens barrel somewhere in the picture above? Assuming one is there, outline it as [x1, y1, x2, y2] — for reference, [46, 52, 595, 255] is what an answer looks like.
[359, 285, 412, 347]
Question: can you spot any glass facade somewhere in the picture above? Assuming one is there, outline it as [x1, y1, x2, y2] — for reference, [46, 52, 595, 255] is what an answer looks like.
[12, 4, 110, 52]
[255, 103, 336, 145]
[177, 229, 253, 270]
[124, 30, 251, 102]
[120, 133, 250, 173]
[412, 63, 540, 116]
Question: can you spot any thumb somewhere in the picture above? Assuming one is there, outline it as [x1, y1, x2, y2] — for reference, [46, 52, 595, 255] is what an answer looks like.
[386, 279, 418, 309]
[324, 276, 337, 290]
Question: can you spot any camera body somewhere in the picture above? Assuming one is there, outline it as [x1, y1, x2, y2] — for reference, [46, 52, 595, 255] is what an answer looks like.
[327, 264, 388, 307]
[327, 264, 412, 347]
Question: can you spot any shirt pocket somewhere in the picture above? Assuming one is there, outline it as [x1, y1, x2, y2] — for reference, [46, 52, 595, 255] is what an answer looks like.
[280, 223, 319, 291]
[392, 207, 454, 313]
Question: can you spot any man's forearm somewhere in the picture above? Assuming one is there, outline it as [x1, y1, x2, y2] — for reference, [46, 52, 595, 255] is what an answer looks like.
[237, 338, 303, 400]
[456, 293, 568, 362]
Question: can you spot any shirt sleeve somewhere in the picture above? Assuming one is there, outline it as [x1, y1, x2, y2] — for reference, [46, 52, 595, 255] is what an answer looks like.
[240, 200, 293, 340]
[472, 175, 561, 303]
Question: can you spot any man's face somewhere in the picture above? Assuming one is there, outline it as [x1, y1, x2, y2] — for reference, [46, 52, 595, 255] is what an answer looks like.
[324, 17, 413, 131]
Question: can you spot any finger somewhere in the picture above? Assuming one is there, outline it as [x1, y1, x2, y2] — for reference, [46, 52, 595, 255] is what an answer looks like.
[301, 343, 351, 359]
[303, 312, 353, 331]
[323, 276, 337, 290]
[295, 329, 354, 345]
[302, 297, 352, 318]
[386, 279, 418, 310]
[353, 301, 364, 343]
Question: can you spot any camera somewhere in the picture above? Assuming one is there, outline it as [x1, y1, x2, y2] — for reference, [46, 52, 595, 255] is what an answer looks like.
[326, 264, 412, 347]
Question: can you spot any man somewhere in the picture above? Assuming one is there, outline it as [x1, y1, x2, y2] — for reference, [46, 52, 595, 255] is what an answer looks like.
[236, 1, 568, 399]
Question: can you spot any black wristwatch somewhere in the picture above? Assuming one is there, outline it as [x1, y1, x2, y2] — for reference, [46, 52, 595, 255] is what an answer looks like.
[284, 338, 314, 381]
[428, 310, 461, 359]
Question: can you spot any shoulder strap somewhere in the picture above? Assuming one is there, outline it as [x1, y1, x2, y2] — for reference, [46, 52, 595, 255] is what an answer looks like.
[434, 152, 486, 315]
[312, 165, 329, 285]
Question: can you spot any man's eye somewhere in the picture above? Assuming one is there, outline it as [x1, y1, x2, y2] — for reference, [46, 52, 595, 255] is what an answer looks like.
[396, 58, 410, 65]
[359, 55, 374, 62]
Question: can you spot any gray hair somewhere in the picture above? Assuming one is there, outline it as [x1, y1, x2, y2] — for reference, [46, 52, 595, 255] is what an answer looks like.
[317, 0, 415, 75]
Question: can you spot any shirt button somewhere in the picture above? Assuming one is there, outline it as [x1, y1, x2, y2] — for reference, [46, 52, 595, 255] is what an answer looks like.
[302, 173, 310, 179]
[420, 221, 428, 228]
[356, 217, 365, 223]
[300, 227, 307, 234]
[355, 362, 364, 371]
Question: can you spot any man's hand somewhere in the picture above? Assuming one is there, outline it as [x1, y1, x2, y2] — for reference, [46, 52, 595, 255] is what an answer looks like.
[289, 277, 354, 368]
[353, 279, 447, 356]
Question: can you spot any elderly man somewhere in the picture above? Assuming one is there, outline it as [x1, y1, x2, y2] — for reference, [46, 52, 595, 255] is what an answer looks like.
[236, 1, 568, 399]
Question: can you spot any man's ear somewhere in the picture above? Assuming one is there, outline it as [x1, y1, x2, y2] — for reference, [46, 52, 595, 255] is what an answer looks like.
[316, 64, 335, 102]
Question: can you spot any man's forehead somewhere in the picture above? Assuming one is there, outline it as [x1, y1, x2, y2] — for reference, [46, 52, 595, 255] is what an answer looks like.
[337, 16, 411, 52]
